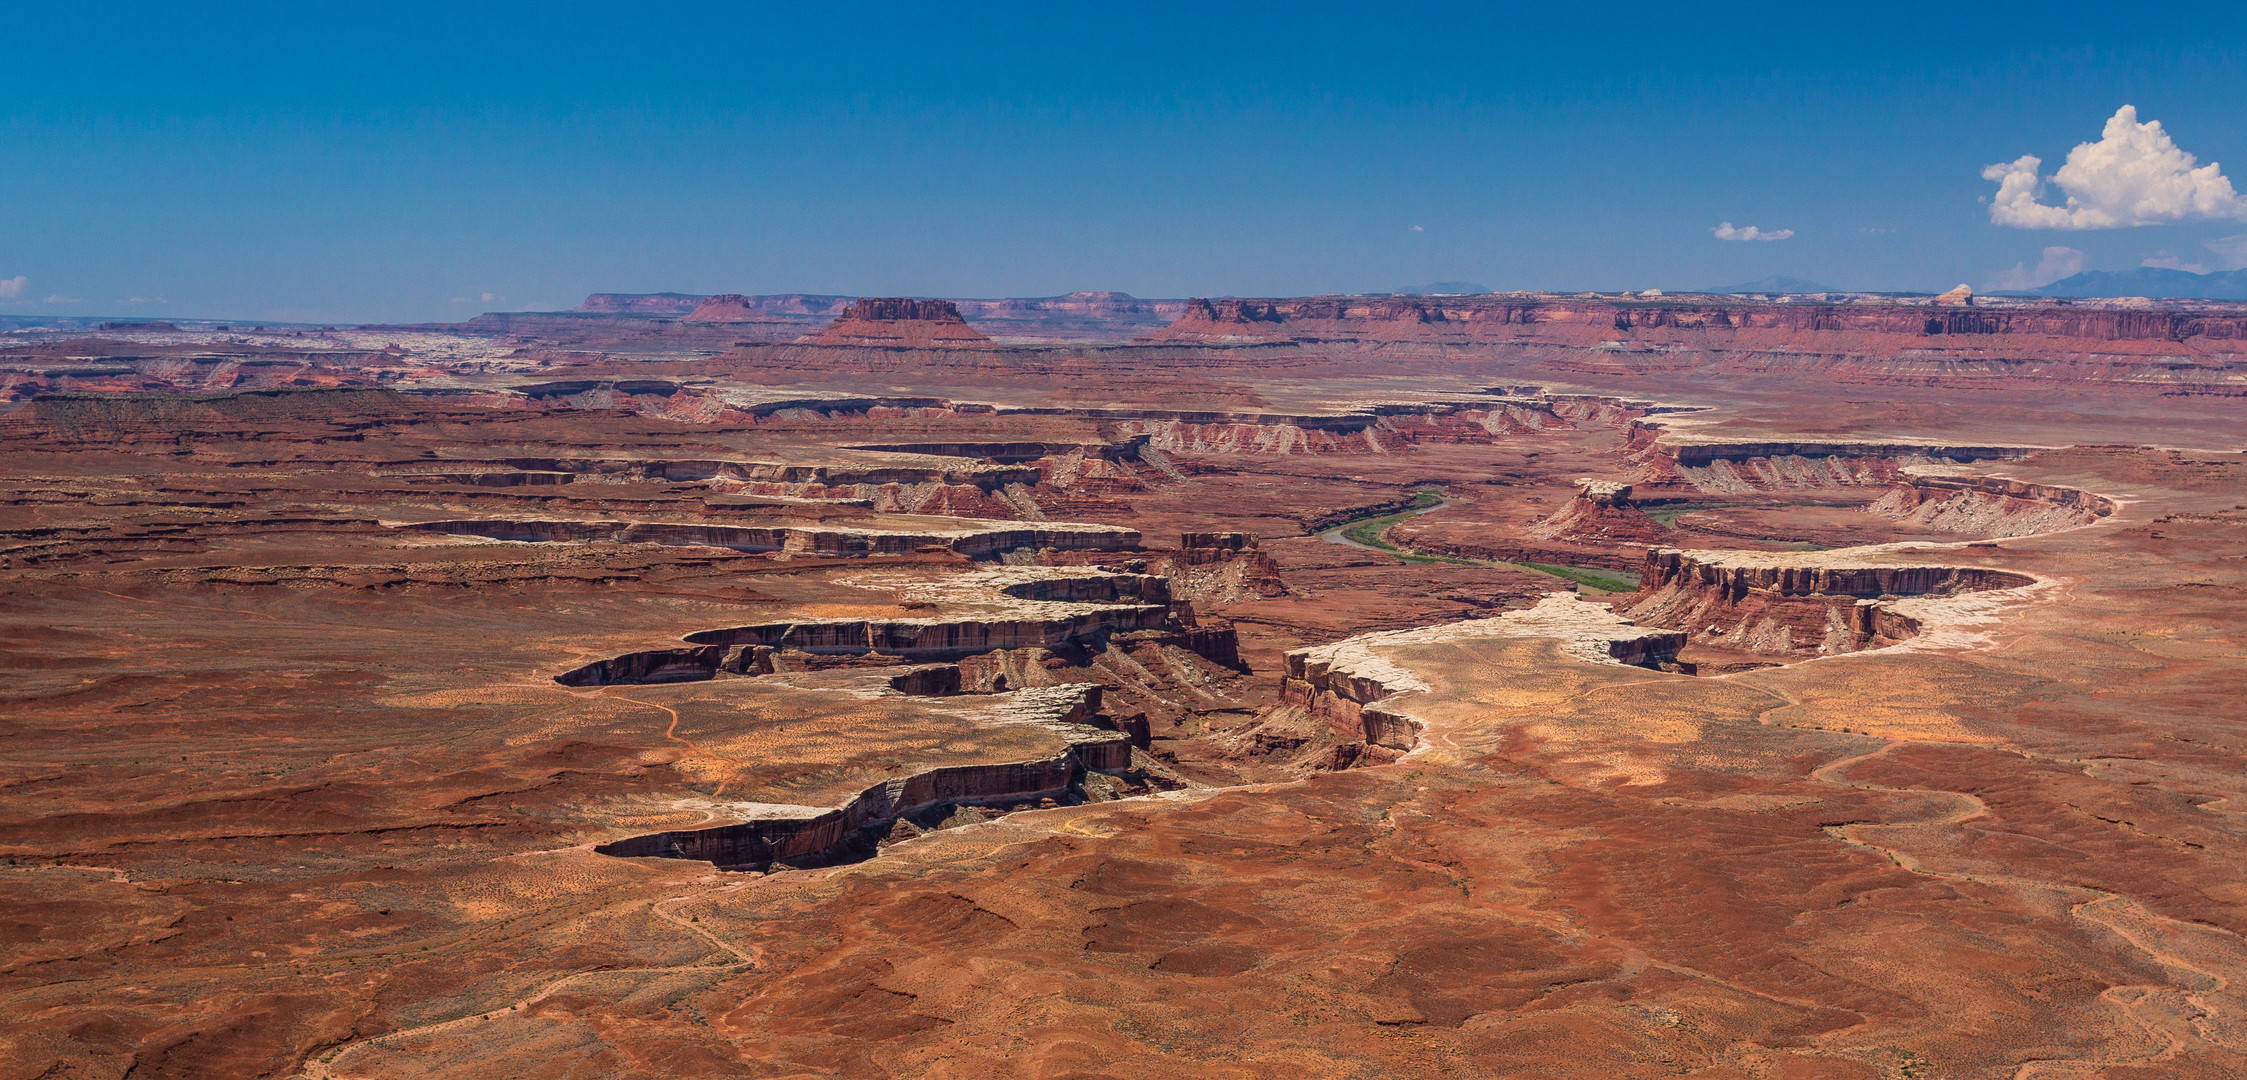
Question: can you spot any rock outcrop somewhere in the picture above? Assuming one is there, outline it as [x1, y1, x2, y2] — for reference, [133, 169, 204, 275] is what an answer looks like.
[1152, 293, 2247, 346]
[806, 298, 995, 348]
[1870, 474, 2115, 537]
[595, 685, 1128, 871]
[1526, 478, 1670, 544]
[1631, 437, 2035, 495]
[555, 567, 1237, 686]
[1626, 547, 2039, 659]
[1158, 531, 1287, 603]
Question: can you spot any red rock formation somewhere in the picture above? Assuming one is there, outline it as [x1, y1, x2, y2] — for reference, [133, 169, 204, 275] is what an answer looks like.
[1868, 474, 2117, 536]
[1625, 547, 2037, 659]
[806, 298, 996, 348]
[1150, 293, 2247, 348]
[1528, 479, 1671, 544]
[594, 685, 1125, 871]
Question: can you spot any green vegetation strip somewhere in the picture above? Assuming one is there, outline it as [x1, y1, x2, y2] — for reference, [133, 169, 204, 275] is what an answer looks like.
[1337, 491, 1474, 566]
[1328, 489, 1642, 590]
[1505, 561, 1640, 592]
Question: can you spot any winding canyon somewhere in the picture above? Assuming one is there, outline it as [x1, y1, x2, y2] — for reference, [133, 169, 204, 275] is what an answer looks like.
[3, 291, 2245, 1078]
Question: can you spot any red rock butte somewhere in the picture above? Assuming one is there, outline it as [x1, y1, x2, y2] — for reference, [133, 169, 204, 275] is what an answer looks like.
[805, 297, 996, 347]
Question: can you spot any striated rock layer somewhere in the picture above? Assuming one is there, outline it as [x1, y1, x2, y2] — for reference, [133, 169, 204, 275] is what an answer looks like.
[595, 685, 1128, 871]
[1627, 547, 2040, 659]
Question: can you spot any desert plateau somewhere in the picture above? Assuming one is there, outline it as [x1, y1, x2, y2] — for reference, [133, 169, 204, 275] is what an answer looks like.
[11, 10, 2247, 1076]
[1, 286, 2244, 1078]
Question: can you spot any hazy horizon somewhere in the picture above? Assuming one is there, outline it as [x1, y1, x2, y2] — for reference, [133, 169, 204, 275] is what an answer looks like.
[6, 2, 2247, 323]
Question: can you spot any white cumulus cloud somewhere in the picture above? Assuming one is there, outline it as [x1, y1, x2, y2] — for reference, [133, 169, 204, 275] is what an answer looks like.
[1982, 105, 2247, 229]
[1713, 222, 1793, 241]
[1986, 246, 2087, 290]
[0, 275, 26, 299]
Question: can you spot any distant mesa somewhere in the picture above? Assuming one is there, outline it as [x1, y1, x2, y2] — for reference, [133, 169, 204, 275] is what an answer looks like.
[1706, 275, 1831, 294]
[572, 292, 706, 315]
[685, 293, 855, 323]
[1934, 283, 1974, 305]
[1393, 281, 1490, 295]
[807, 297, 995, 347]
[2026, 267, 2247, 301]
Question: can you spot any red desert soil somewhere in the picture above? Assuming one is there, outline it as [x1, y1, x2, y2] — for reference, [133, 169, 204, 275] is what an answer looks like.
[3, 293, 2246, 1078]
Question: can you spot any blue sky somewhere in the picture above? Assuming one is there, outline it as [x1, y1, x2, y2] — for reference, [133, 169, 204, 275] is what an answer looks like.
[3, 2, 2245, 322]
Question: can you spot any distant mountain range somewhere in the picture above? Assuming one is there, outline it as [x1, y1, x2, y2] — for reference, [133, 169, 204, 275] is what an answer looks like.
[2027, 267, 2247, 300]
[1706, 275, 1832, 294]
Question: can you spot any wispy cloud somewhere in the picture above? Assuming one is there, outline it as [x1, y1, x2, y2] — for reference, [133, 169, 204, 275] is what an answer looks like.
[1986, 246, 2086, 291]
[1982, 106, 2247, 229]
[1713, 222, 1793, 241]
[2205, 234, 2247, 271]
[2142, 252, 2211, 274]
[43, 294, 84, 304]
[0, 275, 26, 299]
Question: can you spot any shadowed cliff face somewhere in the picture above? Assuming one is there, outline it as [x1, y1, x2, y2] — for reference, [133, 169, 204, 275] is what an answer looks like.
[593, 684, 1134, 873]
[1625, 547, 2042, 662]
[554, 569, 1235, 688]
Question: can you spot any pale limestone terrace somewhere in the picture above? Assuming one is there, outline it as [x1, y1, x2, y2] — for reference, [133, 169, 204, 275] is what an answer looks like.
[836, 565, 1173, 620]
[1281, 594, 1688, 752]
[1289, 592, 1686, 694]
